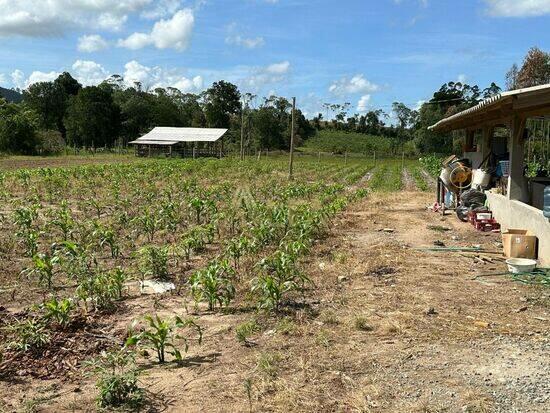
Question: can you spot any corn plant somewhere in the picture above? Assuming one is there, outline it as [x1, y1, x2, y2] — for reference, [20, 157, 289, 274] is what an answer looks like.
[92, 222, 120, 258]
[23, 250, 60, 290]
[48, 201, 74, 241]
[252, 250, 310, 311]
[85, 349, 144, 410]
[137, 245, 169, 281]
[43, 297, 73, 329]
[126, 315, 202, 364]
[189, 260, 236, 311]
[224, 235, 251, 269]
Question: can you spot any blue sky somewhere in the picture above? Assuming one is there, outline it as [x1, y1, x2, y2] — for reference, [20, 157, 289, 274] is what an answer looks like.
[0, 0, 549, 117]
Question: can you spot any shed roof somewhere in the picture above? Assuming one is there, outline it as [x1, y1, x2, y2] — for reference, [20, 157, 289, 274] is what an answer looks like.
[429, 83, 550, 132]
[129, 127, 228, 145]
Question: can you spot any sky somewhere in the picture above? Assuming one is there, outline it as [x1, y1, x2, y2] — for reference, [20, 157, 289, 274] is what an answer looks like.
[0, 0, 549, 118]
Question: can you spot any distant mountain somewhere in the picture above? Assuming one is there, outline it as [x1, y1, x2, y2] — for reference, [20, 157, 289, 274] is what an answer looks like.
[0, 86, 23, 103]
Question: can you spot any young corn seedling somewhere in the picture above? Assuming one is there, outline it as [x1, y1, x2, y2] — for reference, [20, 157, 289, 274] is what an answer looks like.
[189, 260, 236, 311]
[7, 318, 51, 352]
[43, 297, 73, 329]
[23, 249, 60, 290]
[126, 315, 202, 364]
[137, 245, 169, 281]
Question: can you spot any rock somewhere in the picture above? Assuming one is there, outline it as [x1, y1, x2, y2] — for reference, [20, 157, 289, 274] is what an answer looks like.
[338, 275, 349, 282]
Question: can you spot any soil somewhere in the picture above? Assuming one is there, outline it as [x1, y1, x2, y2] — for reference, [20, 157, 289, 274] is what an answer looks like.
[1, 190, 549, 412]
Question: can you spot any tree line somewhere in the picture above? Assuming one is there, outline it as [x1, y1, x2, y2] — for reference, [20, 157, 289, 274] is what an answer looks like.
[309, 47, 550, 154]
[1, 75, 314, 155]
[1, 47, 548, 156]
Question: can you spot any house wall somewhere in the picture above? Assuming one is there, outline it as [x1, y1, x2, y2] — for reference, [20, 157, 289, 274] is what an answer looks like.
[486, 192, 550, 266]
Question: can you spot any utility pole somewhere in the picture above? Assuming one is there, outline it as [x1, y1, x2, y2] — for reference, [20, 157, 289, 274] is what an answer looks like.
[288, 97, 296, 180]
[240, 97, 246, 161]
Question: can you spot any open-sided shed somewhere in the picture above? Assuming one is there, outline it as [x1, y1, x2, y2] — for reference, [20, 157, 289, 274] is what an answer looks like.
[429, 84, 550, 265]
[129, 127, 228, 158]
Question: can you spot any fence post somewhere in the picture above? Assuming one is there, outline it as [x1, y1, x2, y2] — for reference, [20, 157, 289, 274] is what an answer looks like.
[318, 151, 321, 162]
[345, 152, 348, 165]
[401, 151, 405, 171]
[373, 151, 376, 167]
[193, 147, 196, 159]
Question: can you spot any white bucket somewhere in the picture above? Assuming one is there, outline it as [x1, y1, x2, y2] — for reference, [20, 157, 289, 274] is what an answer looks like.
[506, 258, 537, 274]
[472, 169, 491, 189]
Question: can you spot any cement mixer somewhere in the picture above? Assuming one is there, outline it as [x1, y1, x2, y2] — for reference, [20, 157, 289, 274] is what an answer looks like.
[435, 155, 473, 214]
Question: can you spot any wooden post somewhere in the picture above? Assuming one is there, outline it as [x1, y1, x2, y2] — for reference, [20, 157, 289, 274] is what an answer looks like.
[481, 125, 493, 161]
[169, 145, 172, 158]
[193, 146, 196, 159]
[345, 152, 348, 165]
[257, 150, 261, 161]
[401, 151, 405, 171]
[148, 145, 151, 157]
[373, 151, 377, 167]
[288, 97, 296, 180]
[318, 151, 321, 162]
[240, 99, 245, 161]
[508, 116, 526, 201]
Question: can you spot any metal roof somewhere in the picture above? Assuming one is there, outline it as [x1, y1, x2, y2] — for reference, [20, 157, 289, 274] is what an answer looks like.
[128, 139, 179, 146]
[130, 127, 228, 145]
[429, 83, 550, 132]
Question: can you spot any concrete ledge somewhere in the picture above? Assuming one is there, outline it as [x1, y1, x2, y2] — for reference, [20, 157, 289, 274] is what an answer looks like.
[486, 192, 550, 266]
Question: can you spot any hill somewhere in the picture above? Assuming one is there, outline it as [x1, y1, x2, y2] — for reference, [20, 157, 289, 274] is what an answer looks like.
[301, 130, 395, 155]
[0, 86, 23, 103]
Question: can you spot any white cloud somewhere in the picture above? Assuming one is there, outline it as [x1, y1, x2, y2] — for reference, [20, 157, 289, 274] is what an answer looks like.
[141, 0, 182, 19]
[123, 60, 203, 92]
[26, 71, 61, 87]
[72, 60, 109, 85]
[485, 0, 550, 17]
[77, 34, 109, 52]
[0, 73, 6, 87]
[457, 73, 467, 83]
[11, 69, 25, 90]
[118, 9, 194, 51]
[329, 74, 379, 96]
[243, 61, 291, 90]
[118, 32, 151, 50]
[0, 0, 152, 37]
[226, 35, 265, 49]
[357, 95, 371, 113]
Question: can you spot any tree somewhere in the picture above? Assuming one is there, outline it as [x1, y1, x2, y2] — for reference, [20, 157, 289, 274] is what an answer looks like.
[202, 81, 241, 128]
[23, 72, 81, 139]
[64, 86, 121, 147]
[516, 47, 550, 89]
[0, 98, 39, 154]
[505, 63, 519, 91]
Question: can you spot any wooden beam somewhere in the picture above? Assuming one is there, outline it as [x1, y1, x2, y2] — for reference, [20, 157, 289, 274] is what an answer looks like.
[507, 115, 527, 201]
[481, 125, 493, 159]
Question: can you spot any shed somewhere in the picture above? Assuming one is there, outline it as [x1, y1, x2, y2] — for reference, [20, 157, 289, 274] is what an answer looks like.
[129, 127, 228, 158]
[429, 83, 550, 265]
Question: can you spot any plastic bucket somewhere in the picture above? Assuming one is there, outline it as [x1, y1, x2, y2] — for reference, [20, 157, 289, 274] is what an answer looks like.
[472, 169, 491, 189]
[506, 258, 537, 274]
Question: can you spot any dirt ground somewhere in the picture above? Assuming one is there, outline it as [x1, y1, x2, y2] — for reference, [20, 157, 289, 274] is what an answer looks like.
[1, 190, 549, 413]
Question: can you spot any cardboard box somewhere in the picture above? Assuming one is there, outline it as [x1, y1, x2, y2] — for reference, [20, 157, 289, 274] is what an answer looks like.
[502, 230, 537, 259]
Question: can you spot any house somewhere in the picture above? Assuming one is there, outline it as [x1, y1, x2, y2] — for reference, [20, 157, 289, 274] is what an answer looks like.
[429, 84, 550, 266]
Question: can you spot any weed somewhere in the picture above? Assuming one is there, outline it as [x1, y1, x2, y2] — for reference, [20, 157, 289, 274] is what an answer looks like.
[85, 349, 144, 410]
[354, 316, 374, 332]
[7, 318, 51, 352]
[256, 352, 281, 379]
[236, 320, 259, 345]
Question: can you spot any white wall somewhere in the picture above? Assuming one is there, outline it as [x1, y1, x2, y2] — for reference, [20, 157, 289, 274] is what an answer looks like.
[487, 192, 550, 266]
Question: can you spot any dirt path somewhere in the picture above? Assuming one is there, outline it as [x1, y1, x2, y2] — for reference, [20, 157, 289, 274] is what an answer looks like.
[2, 191, 548, 412]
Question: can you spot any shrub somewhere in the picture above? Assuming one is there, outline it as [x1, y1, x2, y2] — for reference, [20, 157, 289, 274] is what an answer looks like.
[35, 130, 65, 155]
